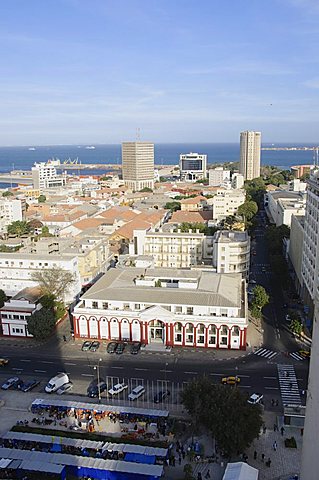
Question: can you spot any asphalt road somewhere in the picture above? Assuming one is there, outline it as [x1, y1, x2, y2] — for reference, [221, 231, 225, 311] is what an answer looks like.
[0, 207, 310, 409]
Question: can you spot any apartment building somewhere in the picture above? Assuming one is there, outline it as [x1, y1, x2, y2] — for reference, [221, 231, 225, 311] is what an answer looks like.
[179, 153, 207, 182]
[208, 168, 230, 187]
[130, 227, 213, 268]
[211, 189, 246, 222]
[0, 252, 81, 303]
[73, 267, 248, 350]
[0, 198, 26, 232]
[0, 287, 42, 338]
[266, 191, 306, 227]
[213, 230, 250, 277]
[239, 131, 261, 180]
[122, 142, 154, 191]
[31, 160, 67, 191]
[180, 196, 208, 212]
[231, 173, 244, 189]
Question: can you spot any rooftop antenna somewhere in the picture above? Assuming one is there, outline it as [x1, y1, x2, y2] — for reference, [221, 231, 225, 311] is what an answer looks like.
[136, 127, 141, 142]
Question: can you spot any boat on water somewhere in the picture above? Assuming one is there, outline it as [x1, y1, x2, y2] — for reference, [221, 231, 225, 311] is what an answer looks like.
[85, 146, 95, 149]
[28, 147, 36, 151]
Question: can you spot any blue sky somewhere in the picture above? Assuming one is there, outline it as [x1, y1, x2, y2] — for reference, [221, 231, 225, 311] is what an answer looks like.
[0, 0, 319, 145]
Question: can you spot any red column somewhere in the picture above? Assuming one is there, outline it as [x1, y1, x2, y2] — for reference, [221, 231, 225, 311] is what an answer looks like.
[97, 319, 101, 340]
[216, 327, 220, 348]
[228, 327, 232, 349]
[242, 328, 247, 350]
[73, 316, 78, 337]
[205, 327, 208, 348]
[107, 321, 111, 340]
[170, 324, 174, 346]
[87, 319, 90, 339]
[118, 320, 122, 341]
[144, 322, 148, 344]
[182, 324, 186, 347]
[193, 324, 196, 347]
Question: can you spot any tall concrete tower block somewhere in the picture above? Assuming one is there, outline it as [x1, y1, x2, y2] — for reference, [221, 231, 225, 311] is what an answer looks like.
[122, 142, 154, 191]
[239, 131, 261, 180]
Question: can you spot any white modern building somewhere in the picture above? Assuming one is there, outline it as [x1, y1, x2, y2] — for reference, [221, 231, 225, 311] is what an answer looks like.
[208, 168, 230, 187]
[129, 227, 213, 268]
[213, 230, 250, 277]
[122, 142, 154, 191]
[0, 198, 26, 232]
[266, 191, 306, 227]
[0, 287, 42, 337]
[239, 131, 261, 180]
[231, 173, 244, 189]
[73, 267, 248, 350]
[0, 252, 81, 303]
[32, 160, 67, 191]
[211, 189, 246, 222]
[179, 153, 207, 182]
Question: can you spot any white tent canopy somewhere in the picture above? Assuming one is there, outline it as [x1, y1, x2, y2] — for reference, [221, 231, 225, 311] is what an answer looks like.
[222, 462, 259, 480]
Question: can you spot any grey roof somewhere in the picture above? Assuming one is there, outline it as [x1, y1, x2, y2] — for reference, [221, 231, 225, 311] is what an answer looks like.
[81, 267, 242, 308]
[0, 448, 163, 477]
[267, 191, 304, 200]
[214, 230, 248, 243]
[11, 287, 42, 303]
[32, 398, 169, 418]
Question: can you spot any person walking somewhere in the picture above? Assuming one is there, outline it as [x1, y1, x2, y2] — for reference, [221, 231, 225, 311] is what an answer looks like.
[253, 451, 257, 460]
[261, 453, 265, 462]
[273, 441, 277, 451]
[205, 469, 211, 479]
[281, 426, 285, 436]
[266, 457, 271, 467]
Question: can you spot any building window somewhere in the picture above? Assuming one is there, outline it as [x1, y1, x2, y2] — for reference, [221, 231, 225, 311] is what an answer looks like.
[92, 301, 98, 309]
[102, 302, 108, 309]
[232, 326, 240, 336]
[123, 303, 130, 310]
[208, 325, 216, 345]
[197, 324, 205, 344]
[220, 325, 228, 346]
[13, 315, 19, 319]
[174, 322, 183, 343]
[185, 323, 194, 344]
[175, 306, 182, 313]
[135, 304, 140, 310]
[187, 307, 194, 315]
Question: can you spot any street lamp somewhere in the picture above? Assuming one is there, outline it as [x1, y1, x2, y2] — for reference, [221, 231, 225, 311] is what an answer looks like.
[94, 358, 103, 404]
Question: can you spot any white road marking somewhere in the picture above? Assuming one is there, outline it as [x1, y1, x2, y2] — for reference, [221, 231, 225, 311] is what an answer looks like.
[184, 371, 198, 374]
[110, 366, 124, 370]
[12, 368, 23, 371]
[40, 361, 54, 364]
[134, 368, 148, 371]
[20, 360, 31, 363]
[81, 374, 94, 377]
[210, 373, 223, 376]
[265, 387, 279, 390]
[159, 369, 173, 373]
[64, 363, 76, 366]
[239, 385, 251, 388]
[34, 369, 46, 373]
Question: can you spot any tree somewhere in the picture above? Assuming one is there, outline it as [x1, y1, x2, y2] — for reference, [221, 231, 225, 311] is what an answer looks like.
[40, 226, 53, 237]
[2, 191, 13, 197]
[0, 289, 6, 308]
[38, 194, 46, 203]
[237, 200, 258, 221]
[27, 308, 56, 339]
[7, 221, 30, 236]
[182, 377, 263, 457]
[139, 187, 153, 192]
[164, 201, 181, 212]
[252, 285, 269, 310]
[244, 178, 266, 205]
[31, 266, 76, 303]
[290, 318, 303, 336]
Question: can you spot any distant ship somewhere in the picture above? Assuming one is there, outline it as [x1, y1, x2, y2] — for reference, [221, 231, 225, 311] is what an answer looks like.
[28, 147, 36, 151]
[85, 146, 95, 150]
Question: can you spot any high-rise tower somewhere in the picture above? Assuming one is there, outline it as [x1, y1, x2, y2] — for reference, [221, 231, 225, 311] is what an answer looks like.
[122, 142, 154, 191]
[239, 131, 261, 180]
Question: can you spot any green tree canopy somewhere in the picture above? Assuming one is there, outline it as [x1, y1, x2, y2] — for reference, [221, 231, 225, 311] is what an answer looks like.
[7, 221, 30, 236]
[237, 200, 258, 221]
[139, 187, 153, 192]
[27, 308, 56, 339]
[290, 318, 303, 336]
[38, 194, 46, 203]
[252, 285, 269, 309]
[244, 178, 266, 204]
[265, 225, 290, 254]
[0, 289, 6, 308]
[31, 266, 76, 304]
[2, 191, 13, 197]
[164, 201, 181, 212]
[40, 226, 53, 237]
[182, 377, 263, 457]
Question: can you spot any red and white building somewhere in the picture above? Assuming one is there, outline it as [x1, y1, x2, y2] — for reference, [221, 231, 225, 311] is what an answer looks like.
[0, 287, 42, 337]
[73, 267, 248, 350]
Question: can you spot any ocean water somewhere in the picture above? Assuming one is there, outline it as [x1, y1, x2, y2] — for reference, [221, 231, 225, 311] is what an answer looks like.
[0, 143, 316, 177]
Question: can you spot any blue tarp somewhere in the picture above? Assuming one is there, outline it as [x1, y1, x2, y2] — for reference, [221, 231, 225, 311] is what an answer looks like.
[51, 444, 62, 453]
[125, 453, 156, 465]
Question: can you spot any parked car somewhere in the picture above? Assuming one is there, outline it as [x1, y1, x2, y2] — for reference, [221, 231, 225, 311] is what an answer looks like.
[57, 382, 73, 395]
[128, 385, 145, 401]
[18, 379, 40, 392]
[0, 358, 9, 367]
[45, 373, 70, 393]
[106, 342, 118, 354]
[108, 382, 128, 396]
[1, 376, 21, 390]
[221, 376, 240, 385]
[154, 390, 170, 404]
[81, 341, 92, 352]
[115, 343, 126, 355]
[89, 341, 100, 352]
[130, 342, 141, 355]
[248, 393, 263, 405]
[87, 380, 107, 398]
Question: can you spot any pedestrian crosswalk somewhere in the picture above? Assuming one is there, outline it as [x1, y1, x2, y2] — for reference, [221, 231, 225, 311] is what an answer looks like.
[290, 352, 306, 361]
[277, 364, 301, 406]
[254, 347, 278, 359]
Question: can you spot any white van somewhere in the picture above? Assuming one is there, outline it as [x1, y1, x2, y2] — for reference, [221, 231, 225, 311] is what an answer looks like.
[128, 385, 145, 401]
[45, 373, 69, 393]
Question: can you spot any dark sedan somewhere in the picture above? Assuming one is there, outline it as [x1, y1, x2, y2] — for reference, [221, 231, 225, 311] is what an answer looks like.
[18, 379, 40, 392]
[89, 341, 100, 352]
[115, 343, 126, 355]
[130, 342, 141, 355]
[81, 341, 92, 351]
[107, 342, 118, 354]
